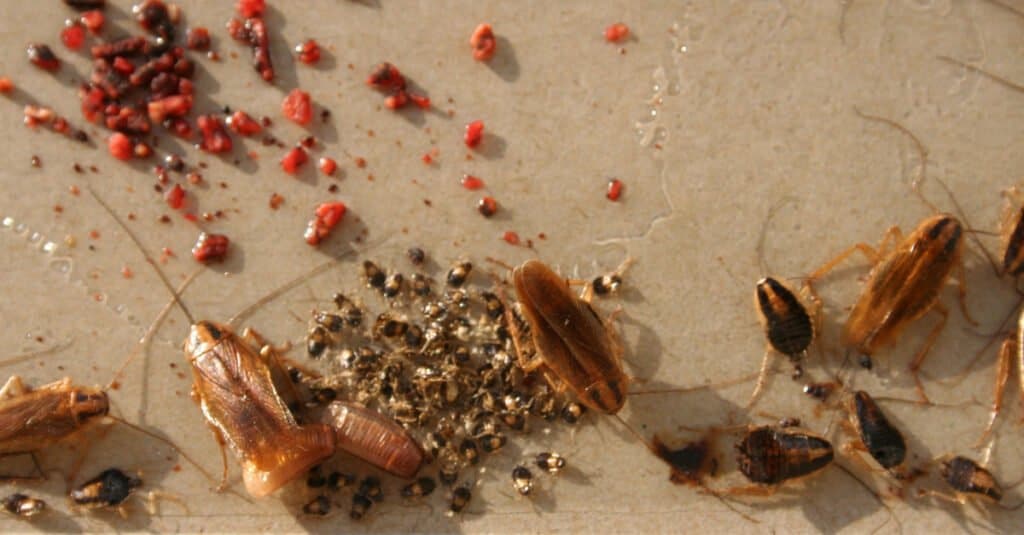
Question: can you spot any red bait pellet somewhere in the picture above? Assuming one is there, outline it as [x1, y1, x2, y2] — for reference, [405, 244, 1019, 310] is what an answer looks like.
[604, 23, 630, 43]
[281, 146, 309, 174]
[461, 174, 484, 190]
[192, 232, 230, 263]
[107, 132, 132, 160]
[470, 23, 497, 61]
[227, 110, 261, 136]
[304, 201, 347, 246]
[606, 178, 623, 201]
[27, 43, 60, 71]
[478, 196, 497, 217]
[319, 157, 337, 176]
[282, 88, 312, 125]
[295, 39, 321, 65]
[464, 120, 484, 148]
[61, 22, 87, 51]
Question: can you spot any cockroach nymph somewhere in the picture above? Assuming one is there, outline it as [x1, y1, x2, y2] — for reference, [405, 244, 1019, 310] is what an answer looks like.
[383, 273, 404, 298]
[302, 494, 330, 516]
[749, 276, 817, 406]
[363, 260, 387, 290]
[2, 493, 46, 518]
[350, 493, 373, 520]
[410, 273, 432, 296]
[401, 477, 437, 499]
[448, 485, 472, 514]
[536, 452, 566, 474]
[447, 261, 473, 287]
[512, 465, 534, 496]
[938, 456, 1002, 504]
[70, 468, 143, 511]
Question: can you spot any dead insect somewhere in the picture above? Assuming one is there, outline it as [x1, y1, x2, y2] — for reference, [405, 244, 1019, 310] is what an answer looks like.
[535, 452, 566, 474]
[401, 477, 437, 499]
[439, 459, 460, 486]
[0, 376, 108, 464]
[407, 247, 426, 266]
[561, 401, 586, 424]
[2, 493, 46, 518]
[808, 213, 969, 401]
[843, 391, 913, 480]
[748, 277, 817, 406]
[481, 291, 505, 320]
[511, 465, 534, 496]
[307, 325, 329, 358]
[999, 187, 1024, 276]
[323, 401, 425, 479]
[350, 493, 373, 520]
[733, 426, 833, 492]
[506, 260, 628, 414]
[937, 456, 1002, 504]
[306, 467, 326, 488]
[363, 260, 387, 290]
[448, 485, 472, 515]
[70, 468, 143, 515]
[383, 273, 404, 298]
[315, 311, 345, 333]
[459, 438, 480, 465]
[651, 435, 716, 486]
[447, 260, 473, 287]
[358, 475, 383, 502]
[374, 314, 409, 339]
[302, 494, 331, 516]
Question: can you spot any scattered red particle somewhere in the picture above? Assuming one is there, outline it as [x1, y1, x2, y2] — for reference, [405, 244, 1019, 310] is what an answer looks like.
[409, 93, 431, 109]
[280, 146, 308, 174]
[366, 62, 405, 91]
[229, 16, 273, 81]
[282, 89, 312, 125]
[53, 204, 63, 213]
[69, 185, 81, 195]
[300, 135, 317, 149]
[318, 157, 337, 176]
[159, 247, 174, 263]
[164, 183, 186, 209]
[464, 120, 484, 148]
[192, 232, 230, 263]
[461, 174, 484, 190]
[236, 0, 265, 18]
[605, 23, 630, 43]
[384, 91, 408, 110]
[147, 96, 191, 123]
[227, 110, 261, 136]
[112, 56, 134, 75]
[133, 141, 152, 158]
[469, 23, 497, 61]
[88, 230, 100, 240]
[186, 27, 211, 51]
[60, 23, 86, 51]
[295, 39, 321, 65]
[502, 231, 520, 245]
[80, 10, 105, 34]
[606, 178, 623, 201]
[27, 43, 60, 71]
[354, 157, 366, 168]
[187, 172, 202, 185]
[269, 192, 284, 209]
[107, 132, 133, 160]
[121, 265, 134, 279]
[197, 115, 233, 153]
[304, 201, 347, 246]
[0, 77, 12, 94]
[478, 196, 498, 217]
[422, 153, 433, 165]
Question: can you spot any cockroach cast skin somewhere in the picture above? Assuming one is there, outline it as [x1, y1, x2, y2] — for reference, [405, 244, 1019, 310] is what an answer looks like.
[735, 426, 834, 485]
[509, 260, 628, 414]
[0, 376, 108, 456]
[322, 401, 425, 479]
[186, 322, 336, 497]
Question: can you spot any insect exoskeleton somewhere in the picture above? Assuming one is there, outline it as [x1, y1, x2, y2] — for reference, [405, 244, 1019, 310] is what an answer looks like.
[808, 213, 969, 401]
[507, 259, 628, 415]
[321, 401, 425, 479]
[734, 426, 834, 489]
[0, 376, 108, 459]
[748, 276, 817, 406]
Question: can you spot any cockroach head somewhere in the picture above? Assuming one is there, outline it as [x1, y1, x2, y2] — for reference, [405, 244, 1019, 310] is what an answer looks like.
[69, 387, 109, 422]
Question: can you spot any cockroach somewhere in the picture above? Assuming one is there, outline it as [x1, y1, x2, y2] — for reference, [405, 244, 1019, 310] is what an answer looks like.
[732, 426, 834, 493]
[410, 273, 432, 297]
[998, 187, 1024, 277]
[448, 485, 472, 515]
[748, 276, 817, 406]
[2, 492, 46, 518]
[90, 189, 343, 498]
[511, 465, 534, 496]
[362, 260, 387, 290]
[69, 468, 144, 517]
[350, 492, 373, 520]
[842, 390, 916, 481]
[302, 494, 330, 516]
[401, 477, 437, 499]
[935, 456, 1002, 504]
[651, 434, 717, 487]
[535, 451, 566, 474]
[807, 213, 969, 400]
[322, 401, 425, 479]
[447, 260, 473, 287]
[358, 475, 383, 502]
[383, 273, 404, 298]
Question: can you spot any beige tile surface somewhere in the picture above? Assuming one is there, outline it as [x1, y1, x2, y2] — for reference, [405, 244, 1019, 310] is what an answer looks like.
[1, 0, 1023, 532]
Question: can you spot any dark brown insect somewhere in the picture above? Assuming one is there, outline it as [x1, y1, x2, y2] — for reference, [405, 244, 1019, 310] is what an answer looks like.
[383, 273, 404, 298]
[350, 493, 373, 520]
[447, 260, 473, 287]
[323, 401, 425, 479]
[302, 494, 330, 516]
[803, 381, 838, 402]
[363, 260, 387, 290]
[511, 465, 533, 496]
[748, 277, 816, 406]
[70, 468, 143, 516]
[2, 492, 46, 518]
[938, 456, 1002, 504]
[448, 485, 472, 515]
[401, 477, 437, 499]
[506, 260, 628, 414]
[844, 391, 912, 479]
[808, 213, 969, 401]
[535, 452, 566, 474]
[999, 187, 1024, 277]
[975, 306, 1024, 446]
[651, 435, 717, 486]
[735, 426, 833, 489]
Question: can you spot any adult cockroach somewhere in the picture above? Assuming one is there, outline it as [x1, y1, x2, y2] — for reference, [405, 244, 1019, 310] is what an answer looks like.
[321, 401, 425, 479]
[90, 189, 342, 498]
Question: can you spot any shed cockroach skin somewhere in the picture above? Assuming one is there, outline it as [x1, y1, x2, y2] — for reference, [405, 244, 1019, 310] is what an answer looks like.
[322, 401, 425, 479]
[735, 426, 834, 485]
[940, 456, 1002, 503]
[849, 391, 907, 473]
[809, 214, 966, 398]
[0, 377, 108, 458]
[510, 259, 627, 414]
[749, 277, 816, 405]
[186, 322, 336, 497]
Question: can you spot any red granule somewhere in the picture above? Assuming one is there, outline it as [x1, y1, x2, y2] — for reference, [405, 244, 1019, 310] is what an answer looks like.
[282, 88, 312, 125]
[280, 146, 308, 174]
[354, 157, 366, 168]
[478, 196, 497, 217]
[133, 141, 152, 158]
[469, 23, 496, 61]
[502, 231, 520, 245]
[236, 0, 265, 18]
[192, 232, 230, 263]
[227, 110, 261, 135]
[121, 265, 134, 279]
[228, 16, 273, 81]
[295, 39, 320, 65]
[88, 230, 100, 240]
[69, 185, 80, 195]
[112, 56, 135, 75]
[409, 93, 431, 109]
[604, 23, 630, 43]
[187, 172, 202, 185]
[197, 114, 233, 153]
[384, 91, 408, 110]
[318, 157, 337, 176]
[269, 192, 284, 209]
[27, 43, 60, 71]
[366, 62, 405, 91]
[422, 153, 433, 165]
[304, 201, 347, 246]
[81, 10, 104, 34]
[107, 132, 133, 160]
[464, 120, 484, 148]
[186, 27, 211, 50]
[0, 77, 12, 94]
[606, 178, 623, 201]
[61, 23, 86, 51]
[147, 95, 192, 122]
[461, 174, 484, 190]
[164, 183, 185, 209]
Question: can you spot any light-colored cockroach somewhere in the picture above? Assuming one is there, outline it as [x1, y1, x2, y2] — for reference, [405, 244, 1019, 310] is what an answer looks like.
[321, 401, 425, 479]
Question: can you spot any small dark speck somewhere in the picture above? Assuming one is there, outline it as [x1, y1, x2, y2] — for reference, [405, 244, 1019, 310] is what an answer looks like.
[423, 199, 432, 207]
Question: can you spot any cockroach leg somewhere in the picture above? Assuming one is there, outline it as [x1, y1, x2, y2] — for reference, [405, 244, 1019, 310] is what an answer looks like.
[747, 350, 775, 408]
[976, 334, 1014, 447]
[0, 376, 30, 399]
[908, 301, 949, 404]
